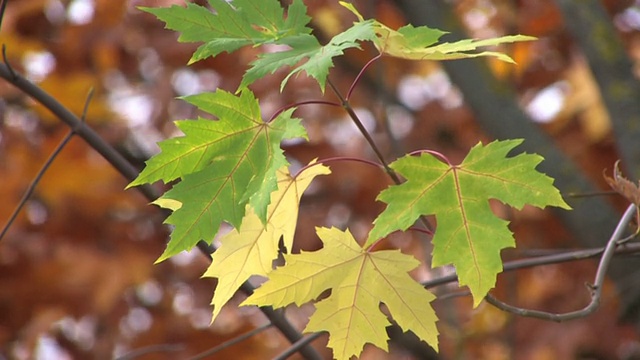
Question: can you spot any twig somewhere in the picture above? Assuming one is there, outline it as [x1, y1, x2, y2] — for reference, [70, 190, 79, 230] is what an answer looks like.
[188, 323, 272, 360]
[564, 190, 617, 198]
[0, 0, 8, 34]
[0, 89, 93, 241]
[114, 343, 185, 360]
[2, 45, 16, 80]
[273, 332, 324, 360]
[485, 204, 637, 322]
[0, 64, 153, 196]
[422, 231, 640, 289]
[326, 77, 434, 232]
[326, 78, 400, 184]
[0, 62, 321, 360]
[0, 130, 73, 241]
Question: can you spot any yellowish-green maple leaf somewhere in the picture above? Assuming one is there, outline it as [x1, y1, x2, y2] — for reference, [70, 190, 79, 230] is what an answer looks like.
[203, 162, 331, 323]
[128, 90, 306, 262]
[341, 1, 535, 63]
[243, 227, 439, 360]
[367, 139, 570, 306]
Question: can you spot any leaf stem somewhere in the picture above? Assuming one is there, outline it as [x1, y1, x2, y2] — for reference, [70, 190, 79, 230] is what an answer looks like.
[268, 99, 341, 122]
[366, 237, 386, 252]
[326, 78, 435, 234]
[366, 225, 435, 252]
[346, 53, 382, 101]
[408, 149, 453, 166]
[408, 225, 435, 236]
[296, 155, 384, 175]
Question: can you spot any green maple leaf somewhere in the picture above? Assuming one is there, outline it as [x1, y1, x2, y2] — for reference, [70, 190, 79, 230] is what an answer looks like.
[141, 0, 376, 92]
[367, 139, 570, 306]
[240, 20, 376, 92]
[204, 162, 331, 323]
[341, 1, 535, 63]
[243, 227, 439, 360]
[128, 90, 306, 262]
[140, 0, 312, 64]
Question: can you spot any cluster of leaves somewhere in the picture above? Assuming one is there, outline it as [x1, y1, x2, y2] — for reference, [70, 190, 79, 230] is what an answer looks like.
[129, 1, 569, 358]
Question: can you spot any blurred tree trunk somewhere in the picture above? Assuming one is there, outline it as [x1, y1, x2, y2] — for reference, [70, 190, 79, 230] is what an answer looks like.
[555, 0, 640, 180]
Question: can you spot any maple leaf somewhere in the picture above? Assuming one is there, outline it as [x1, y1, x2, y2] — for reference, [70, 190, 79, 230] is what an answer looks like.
[243, 227, 439, 360]
[240, 21, 376, 92]
[129, 90, 306, 262]
[140, 0, 312, 64]
[142, 0, 376, 92]
[368, 139, 570, 306]
[203, 162, 331, 323]
[341, 2, 535, 63]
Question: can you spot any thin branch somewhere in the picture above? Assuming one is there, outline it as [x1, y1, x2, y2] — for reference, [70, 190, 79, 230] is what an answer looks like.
[326, 78, 400, 184]
[0, 129, 74, 240]
[408, 149, 453, 166]
[485, 204, 637, 322]
[114, 344, 185, 360]
[0, 0, 7, 34]
[422, 229, 640, 289]
[326, 77, 434, 233]
[188, 323, 272, 360]
[0, 89, 93, 241]
[273, 332, 324, 360]
[564, 190, 618, 198]
[0, 63, 153, 196]
[0, 63, 321, 360]
[2, 45, 17, 80]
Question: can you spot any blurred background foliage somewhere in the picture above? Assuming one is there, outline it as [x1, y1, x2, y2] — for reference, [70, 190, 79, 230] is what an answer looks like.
[2, 0, 640, 359]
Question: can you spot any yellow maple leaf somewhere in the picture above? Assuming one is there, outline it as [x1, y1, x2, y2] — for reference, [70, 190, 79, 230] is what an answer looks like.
[203, 162, 330, 322]
[242, 227, 439, 359]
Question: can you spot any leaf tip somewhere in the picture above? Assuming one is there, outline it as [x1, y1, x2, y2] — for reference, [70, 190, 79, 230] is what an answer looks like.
[124, 181, 139, 190]
[154, 253, 170, 265]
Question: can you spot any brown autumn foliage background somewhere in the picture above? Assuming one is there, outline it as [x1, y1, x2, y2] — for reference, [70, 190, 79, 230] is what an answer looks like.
[2, 0, 640, 359]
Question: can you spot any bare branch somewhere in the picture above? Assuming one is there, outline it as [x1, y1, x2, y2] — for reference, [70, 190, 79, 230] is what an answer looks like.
[0, 129, 74, 241]
[188, 323, 272, 360]
[114, 344, 185, 360]
[1, 45, 16, 80]
[485, 204, 637, 322]
[422, 234, 640, 290]
[0, 89, 94, 241]
[273, 332, 324, 360]
[0, 0, 7, 31]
